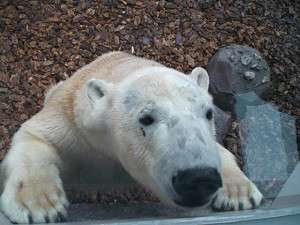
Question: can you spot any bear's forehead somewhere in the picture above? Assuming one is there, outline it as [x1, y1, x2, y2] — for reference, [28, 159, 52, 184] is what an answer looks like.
[122, 74, 211, 110]
[128, 74, 199, 97]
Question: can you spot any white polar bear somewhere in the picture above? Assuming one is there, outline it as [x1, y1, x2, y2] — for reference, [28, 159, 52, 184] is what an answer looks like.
[0, 52, 263, 224]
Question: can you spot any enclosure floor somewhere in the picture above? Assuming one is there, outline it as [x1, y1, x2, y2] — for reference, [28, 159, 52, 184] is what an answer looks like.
[67, 203, 181, 222]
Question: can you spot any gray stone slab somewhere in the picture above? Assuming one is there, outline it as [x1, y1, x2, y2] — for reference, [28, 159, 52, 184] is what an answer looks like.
[280, 113, 299, 174]
[238, 104, 298, 198]
[234, 92, 266, 120]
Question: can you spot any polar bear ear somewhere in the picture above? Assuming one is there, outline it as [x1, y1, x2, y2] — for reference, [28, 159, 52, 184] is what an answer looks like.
[86, 79, 112, 104]
[190, 67, 210, 91]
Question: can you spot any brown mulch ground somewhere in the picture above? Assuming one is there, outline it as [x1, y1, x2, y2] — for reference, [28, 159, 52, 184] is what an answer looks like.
[0, 0, 299, 161]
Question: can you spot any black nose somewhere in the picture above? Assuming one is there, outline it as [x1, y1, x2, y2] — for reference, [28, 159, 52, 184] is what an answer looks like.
[172, 167, 222, 207]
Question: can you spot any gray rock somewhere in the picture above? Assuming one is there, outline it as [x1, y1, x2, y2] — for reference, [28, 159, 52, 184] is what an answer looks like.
[207, 45, 270, 112]
[241, 54, 252, 66]
[214, 106, 232, 144]
[238, 103, 298, 199]
[280, 113, 299, 174]
[234, 92, 266, 120]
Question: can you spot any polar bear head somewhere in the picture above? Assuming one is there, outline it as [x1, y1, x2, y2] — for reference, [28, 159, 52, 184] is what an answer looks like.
[81, 66, 222, 208]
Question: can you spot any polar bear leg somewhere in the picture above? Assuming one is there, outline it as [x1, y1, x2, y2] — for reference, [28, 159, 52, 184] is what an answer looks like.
[0, 129, 68, 224]
[212, 143, 263, 211]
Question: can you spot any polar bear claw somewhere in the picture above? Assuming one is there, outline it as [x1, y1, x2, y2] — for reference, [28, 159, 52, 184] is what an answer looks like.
[0, 168, 68, 224]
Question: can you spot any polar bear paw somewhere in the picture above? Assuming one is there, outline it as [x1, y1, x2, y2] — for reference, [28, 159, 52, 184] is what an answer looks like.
[0, 175, 69, 224]
[211, 180, 263, 211]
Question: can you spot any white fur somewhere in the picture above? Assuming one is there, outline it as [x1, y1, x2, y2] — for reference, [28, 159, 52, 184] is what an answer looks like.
[190, 67, 210, 91]
[0, 52, 263, 224]
[0, 130, 69, 223]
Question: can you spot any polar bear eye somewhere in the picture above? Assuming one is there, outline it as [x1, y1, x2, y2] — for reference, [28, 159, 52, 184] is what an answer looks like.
[139, 114, 155, 126]
[206, 109, 213, 120]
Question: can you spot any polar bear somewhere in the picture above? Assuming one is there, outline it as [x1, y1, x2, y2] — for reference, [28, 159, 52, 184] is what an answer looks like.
[0, 52, 262, 224]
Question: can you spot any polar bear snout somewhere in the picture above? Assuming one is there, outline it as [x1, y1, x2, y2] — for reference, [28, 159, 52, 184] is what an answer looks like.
[172, 167, 222, 207]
